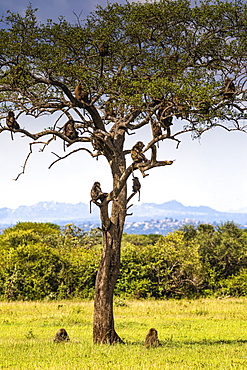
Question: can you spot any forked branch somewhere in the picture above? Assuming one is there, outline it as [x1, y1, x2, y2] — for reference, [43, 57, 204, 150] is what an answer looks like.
[14, 141, 53, 180]
[49, 148, 94, 169]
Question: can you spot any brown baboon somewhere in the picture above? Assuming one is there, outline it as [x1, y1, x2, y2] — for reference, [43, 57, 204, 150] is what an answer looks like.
[62, 120, 78, 151]
[92, 130, 115, 157]
[63, 120, 78, 140]
[151, 98, 173, 136]
[132, 176, 141, 201]
[6, 111, 20, 140]
[6, 111, 20, 130]
[157, 107, 173, 137]
[144, 328, 160, 348]
[223, 78, 236, 100]
[98, 42, 109, 78]
[104, 97, 116, 118]
[151, 121, 162, 139]
[90, 181, 108, 212]
[92, 136, 104, 154]
[75, 82, 89, 103]
[131, 141, 148, 164]
[98, 42, 109, 57]
[131, 141, 149, 177]
[53, 328, 70, 343]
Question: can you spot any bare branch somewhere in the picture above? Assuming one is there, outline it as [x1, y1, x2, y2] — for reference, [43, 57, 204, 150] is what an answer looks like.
[143, 134, 181, 152]
[39, 137, 56, 152]
[14, 141, 52, 181]
[49, 147, 94, 169]
[0, 126, 91, 145]
[126, 191, 138, 204]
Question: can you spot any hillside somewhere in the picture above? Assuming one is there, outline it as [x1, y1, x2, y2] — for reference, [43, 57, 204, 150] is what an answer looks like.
[0, 200, 246, 235]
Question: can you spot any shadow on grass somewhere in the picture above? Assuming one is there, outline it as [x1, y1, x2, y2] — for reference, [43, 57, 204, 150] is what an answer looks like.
[122, 339, 247, 347]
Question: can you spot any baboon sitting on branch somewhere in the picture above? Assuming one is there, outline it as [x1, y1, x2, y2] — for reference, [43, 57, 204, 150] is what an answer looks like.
[222, 78, 236, 101]
[63, 120, 78, 140]
[75, 82, 90, 103]
[6, 111, 20, 140]
[90, 181, 108, 212]
[131, 141, 149, 177]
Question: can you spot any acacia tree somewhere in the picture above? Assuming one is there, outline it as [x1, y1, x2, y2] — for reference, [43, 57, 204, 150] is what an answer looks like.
[0, 0, 247, 344]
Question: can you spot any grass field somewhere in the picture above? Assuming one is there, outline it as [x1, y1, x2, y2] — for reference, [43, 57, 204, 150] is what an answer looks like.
[0, 298, 247, 369]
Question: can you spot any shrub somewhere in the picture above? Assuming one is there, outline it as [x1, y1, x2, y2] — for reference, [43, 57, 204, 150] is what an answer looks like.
[218, 269, 247, 297]
[0, 243, 64, 300]
[116, 231, 203, 298]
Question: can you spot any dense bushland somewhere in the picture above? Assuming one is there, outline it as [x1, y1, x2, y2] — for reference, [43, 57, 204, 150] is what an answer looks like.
[0, 221, 246, 300]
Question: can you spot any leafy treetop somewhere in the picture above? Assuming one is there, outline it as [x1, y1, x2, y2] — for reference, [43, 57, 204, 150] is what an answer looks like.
[0, 0, 246, 169]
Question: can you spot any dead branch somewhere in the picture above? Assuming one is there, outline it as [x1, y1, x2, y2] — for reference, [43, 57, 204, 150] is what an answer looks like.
[49, 147, 94, 169]
[144, 134, 181, 152]
[0, 126, 91, 145]
[126, 191, 137, 204]
[14, 141, 50, 181]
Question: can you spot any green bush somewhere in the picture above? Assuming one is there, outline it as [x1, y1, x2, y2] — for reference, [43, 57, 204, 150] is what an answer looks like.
[218, 269, 247, 297]
[0, 222, 100, 300]
[0, 243, 64, 300]
[0, 221, 247, 300]
[116, 231, 203, 298]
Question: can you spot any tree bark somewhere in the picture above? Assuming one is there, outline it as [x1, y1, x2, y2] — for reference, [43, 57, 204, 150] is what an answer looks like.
[93, 147, 127, 344]
[93, 221, 123, 343]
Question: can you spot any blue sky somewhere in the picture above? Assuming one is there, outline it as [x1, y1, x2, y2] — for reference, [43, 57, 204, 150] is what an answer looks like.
[0, 0, 247, 213]
[0, 0, 116, 23]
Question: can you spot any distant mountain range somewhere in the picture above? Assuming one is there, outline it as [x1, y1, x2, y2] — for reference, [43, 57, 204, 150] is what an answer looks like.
[0, 200, 247, 235]
[131, 200, 247, 224]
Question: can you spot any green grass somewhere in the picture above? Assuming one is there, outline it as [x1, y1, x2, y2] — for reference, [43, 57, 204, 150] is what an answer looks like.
[0, 298, 247, 369]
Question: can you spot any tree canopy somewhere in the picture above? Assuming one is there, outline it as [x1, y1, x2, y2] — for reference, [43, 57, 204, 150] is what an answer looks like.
[0, 0, 246, 159]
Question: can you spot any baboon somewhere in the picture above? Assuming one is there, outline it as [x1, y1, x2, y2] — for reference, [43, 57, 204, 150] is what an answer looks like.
[92, 130, 115, 157]
[131, 141, 148, 164]
[6, 111, 20, 140]
[132, 176, 141, 201]
[75, 82, 89, 103]
[131, 141, 149, 177]
[151, 98, 173, 136]
[63, 120, 78, 140]
[157, 107, 173, 137]
[144, 328, 160, 348]
[92, 136, 104, 154]
[104, 97, 116, 118]
[222, 78, 236, 100]
[90, 181, 108, 212]
[98, 42, 109, 78]
[151, 121, 162, 139]
[53, 328, 70, 343]
[98, 42, 109, 57]
[62, 120, 78, 151]
[6, 111, 20, 130]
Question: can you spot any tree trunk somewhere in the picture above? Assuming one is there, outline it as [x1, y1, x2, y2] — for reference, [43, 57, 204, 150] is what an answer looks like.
[93, 151, 127, 344]
[93, 222, 123, 343]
